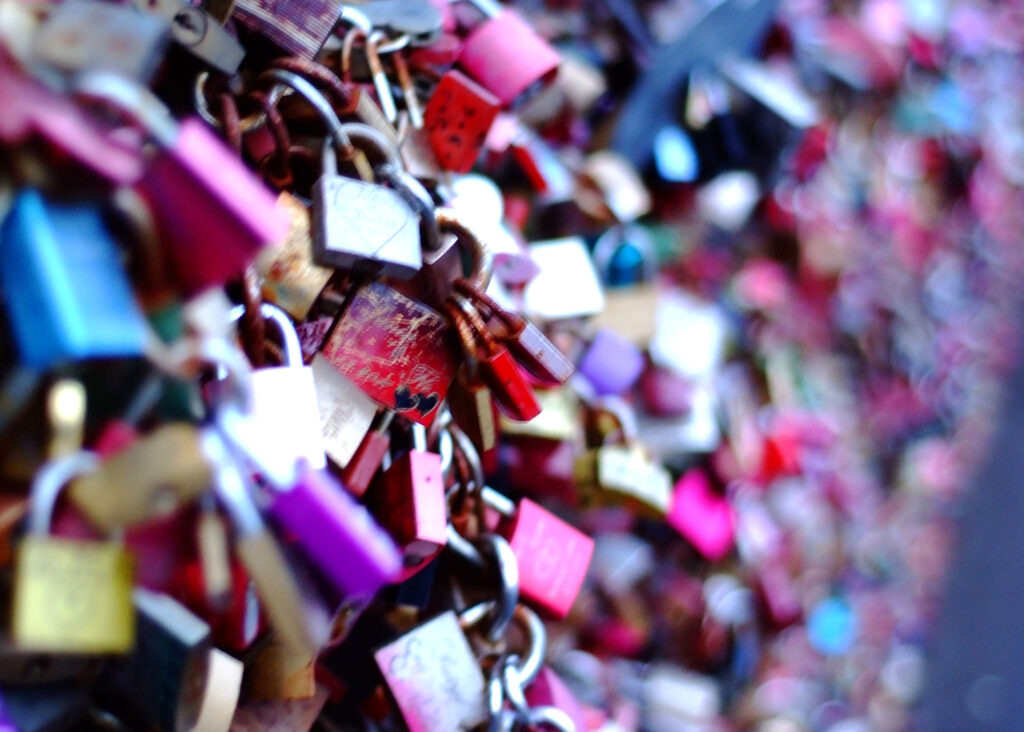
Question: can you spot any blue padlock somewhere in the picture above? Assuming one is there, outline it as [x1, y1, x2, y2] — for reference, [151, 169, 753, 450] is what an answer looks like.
[0, 190, 147, 368]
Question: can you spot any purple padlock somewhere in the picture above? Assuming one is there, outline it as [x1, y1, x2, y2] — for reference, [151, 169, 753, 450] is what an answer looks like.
[456, 0, 560, 106]
[576, 328, 646, 396]
[268, 464, 402, 598]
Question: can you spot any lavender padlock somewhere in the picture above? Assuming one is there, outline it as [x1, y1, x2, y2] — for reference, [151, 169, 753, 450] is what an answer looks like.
[268, 464, 402, 599]
[576, 328, 646, 396]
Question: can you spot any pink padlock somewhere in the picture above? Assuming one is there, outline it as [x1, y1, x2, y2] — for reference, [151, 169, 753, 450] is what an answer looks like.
[75, 72, 288, 294]
[523, 667, 589, 732]
[666, 469, 734, 561]
[456, 0, 561, 106]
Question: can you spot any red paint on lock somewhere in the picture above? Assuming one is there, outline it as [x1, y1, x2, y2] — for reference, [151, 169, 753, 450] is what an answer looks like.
[499, 498, 593, 618]
[424, 70, 501, 173]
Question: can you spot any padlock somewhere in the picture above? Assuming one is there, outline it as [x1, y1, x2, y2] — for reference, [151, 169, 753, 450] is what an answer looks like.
[484, 487, 593, 619]
[446, 365, 500, 475]
[96, 588, 211, 732]
[423, 69, 501, 172]
[311, 127, 423, 279]
[366, 425, 447, 579]
[576, 328, 647, 396]
[69, 423, 214, 532]
[523, 666, 589, 732]
[267, 462, 402, 598]
[410, 208, 494, 309]
[362, 0, 445, 48]
[453, 277, 574, 385]
[29, 0, 170, 82]
[75, 72, 289, 295]
[455, 0, 560, 106]
[522, 237, 605, 321]
[254, 192, 333, 322]
[132, 0, 246, 74]
[576, 151, 652, 225]
[310, 353, 381, 469]
[446, 294, 542, 422]
[241, 302, 327, 472]
[0, 190, 148, 369]
[666, 469, 734, 561]
[341, 411, 395, 498]
[12, 452, 135, 654]
[373, 610, 488, 731]
[233, 0, 342, 59]
[205, 433, 315, 659]
[576, 438, 673, 518]
[320, 281, 461, 426]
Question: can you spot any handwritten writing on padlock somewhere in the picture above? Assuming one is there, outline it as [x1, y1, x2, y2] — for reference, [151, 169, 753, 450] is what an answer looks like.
[321, 283, 460, 426]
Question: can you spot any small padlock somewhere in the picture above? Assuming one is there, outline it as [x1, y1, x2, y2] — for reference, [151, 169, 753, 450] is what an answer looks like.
[373, 610, 489, 731]
[241, 303, 327, 472]
[0, 190, 148, 369]
[96, 588, 211, 732]
[423, 69, 501, 172]
[320, 281, 461, 426]
[522, 236, 605, 321]
[233, 0, 342, 59]
[12, 452, 135, 653]
[446, 294, 542, 422]
[255, 192, 333, 322]
[455, 0, 560, 106]
[523, 666, 589, 732]
[267, 463, 402, 598]
[484, 487, 593, 619]
[309, 352, 381, 470]
[366, 425, 447, 579]
[311, 127, 423, 279]
[341, 411, 395, 498]
[453, 277, 574, 385]
[132, 0, 245, 73]
[29, 0, 170, 82]
[576, 328, 647, 396]
[75, 72, 289, 294]
[666, 469, 734, 561]
[447, 365, 500, 475]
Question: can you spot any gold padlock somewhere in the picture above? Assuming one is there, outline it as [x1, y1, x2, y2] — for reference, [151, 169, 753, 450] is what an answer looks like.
[12, 451, 135, 653]
[69, 422, 214, 532]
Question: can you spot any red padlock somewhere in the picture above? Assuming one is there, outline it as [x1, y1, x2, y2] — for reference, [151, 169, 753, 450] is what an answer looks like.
[445, 295, 541, 422]
[340, 411, 394, 498]
[423, 69, 501, 173]
[455, 0, 560, 106]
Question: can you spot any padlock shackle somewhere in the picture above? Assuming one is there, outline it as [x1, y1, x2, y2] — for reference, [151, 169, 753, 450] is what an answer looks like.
[74, 70, 178, 148]
[202, 431, 265, 536]
[453, 278, 524, 332]
[436, 209, 494, 291]
[260, 69, 350, 148]
[451, 293, 502, 358]
[230, 303, 304, 367]
[375, 163, 442, 252]
[27, 451, 101, 535]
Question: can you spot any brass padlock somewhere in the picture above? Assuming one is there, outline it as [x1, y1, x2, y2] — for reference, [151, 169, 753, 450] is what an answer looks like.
[12, 452, 135, 653]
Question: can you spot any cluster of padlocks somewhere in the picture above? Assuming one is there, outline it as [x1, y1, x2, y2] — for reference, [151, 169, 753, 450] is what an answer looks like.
[1, 0, 1023, 729]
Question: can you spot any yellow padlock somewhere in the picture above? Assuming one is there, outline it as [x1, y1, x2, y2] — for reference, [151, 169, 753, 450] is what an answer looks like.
[11, 451, 135, 654]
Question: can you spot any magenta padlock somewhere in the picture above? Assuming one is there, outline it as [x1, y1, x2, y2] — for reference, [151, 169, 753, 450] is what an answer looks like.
[485, 488, 593, 619]
[75, 72, 288, 294]
[576, 328, 646, 396]
[666, 469, 734, 562]
[366, 426, 447, 580]
[268, 464, 402, 598]
[456, 0, 560, 106]
[524, 667, 589, 732]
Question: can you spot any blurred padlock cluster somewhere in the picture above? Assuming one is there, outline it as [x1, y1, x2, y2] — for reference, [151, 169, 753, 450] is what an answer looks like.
[0, 0, 1022, 730]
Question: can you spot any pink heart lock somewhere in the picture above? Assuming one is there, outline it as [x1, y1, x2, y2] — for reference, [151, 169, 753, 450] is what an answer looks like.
[666, 469, 735, 561]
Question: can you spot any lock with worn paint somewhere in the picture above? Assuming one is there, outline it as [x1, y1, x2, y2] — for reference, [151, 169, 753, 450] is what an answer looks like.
[455, 0, 560, 106]
[132, 0, 246, 73]
[0, 189, 148, 370]
[267, 463, 402, 599]
[75, 72, 289, 294]
[373, 610, 488, 732]
[483, 488, 593, 619]
[423, 69, 501, 173]
[320, 281, 461, 426]
[12, 452, 135, 654]
[232, 0, 343, 60]
[312, 126, 423, 279]
[365, 425, 447, 580]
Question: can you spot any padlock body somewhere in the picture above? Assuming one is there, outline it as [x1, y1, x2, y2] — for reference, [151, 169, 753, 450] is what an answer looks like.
[233, 0, 343, 59]
[577, 445, 673, 516]
[481, 347, 542, 421]
[371, 449, 447, 573]
[501, 498, 593, 618]
[423, 70, 501, 173]
[666, 470, 734, 561]
[458, 9, 560, 105]
[250, 365, 327, 471]
[0, 191, 148, 368]
[341, 429, 392, 498]
[502, 320, 574, 384]
[137, 118, 288, 294]
[447, 369, 500, 474]
[523, 667, 588, 732]
[576, 328, 646, 396]
[321, 283, 460, 426]
[268, 467, 401, 597]
[12, 537, 135, 653]
[312, 175, 422, 279]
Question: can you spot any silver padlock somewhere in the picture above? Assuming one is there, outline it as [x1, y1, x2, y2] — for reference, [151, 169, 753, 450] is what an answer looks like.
[311, 124, 424, 279]
[133, 0, 246, 74]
